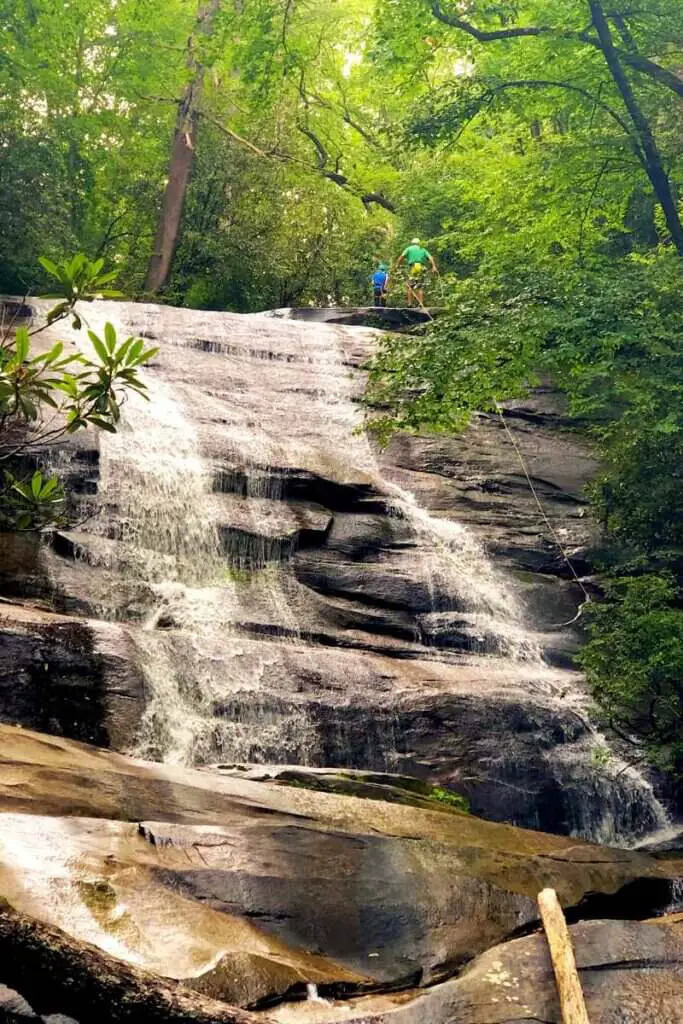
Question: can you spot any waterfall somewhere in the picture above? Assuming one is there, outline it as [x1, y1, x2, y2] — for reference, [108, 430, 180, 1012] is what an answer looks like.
[33, 299, 673, 843]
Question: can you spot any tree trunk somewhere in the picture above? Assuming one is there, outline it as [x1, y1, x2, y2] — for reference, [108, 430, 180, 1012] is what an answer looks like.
[588, 0, 683, 256]
[144, 0, 221, 294]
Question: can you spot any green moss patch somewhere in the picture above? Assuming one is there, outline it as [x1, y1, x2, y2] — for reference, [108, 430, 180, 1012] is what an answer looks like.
[274, 770, 468, 814]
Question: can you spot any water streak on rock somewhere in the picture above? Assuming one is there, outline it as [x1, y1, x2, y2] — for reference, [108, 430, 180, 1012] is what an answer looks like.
[22, 299, 672, 842]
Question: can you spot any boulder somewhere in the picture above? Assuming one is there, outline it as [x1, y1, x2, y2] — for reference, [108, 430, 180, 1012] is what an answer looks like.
[308, 917, 683, 1024]
[0, 901, 265, 1024]
[0, 984, 37, 1021]
[0, 726, 680, 1011]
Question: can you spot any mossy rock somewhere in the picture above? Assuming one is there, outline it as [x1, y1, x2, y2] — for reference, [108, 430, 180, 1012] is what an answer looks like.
[273, 769, 469, 813]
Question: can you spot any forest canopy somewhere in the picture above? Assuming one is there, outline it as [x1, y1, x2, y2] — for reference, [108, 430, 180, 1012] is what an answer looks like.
[1, 0, 682, 775]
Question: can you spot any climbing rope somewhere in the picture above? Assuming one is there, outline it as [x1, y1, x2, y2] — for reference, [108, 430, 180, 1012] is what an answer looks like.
[493, 401, 592, 627]
[406, 291, 591, 628]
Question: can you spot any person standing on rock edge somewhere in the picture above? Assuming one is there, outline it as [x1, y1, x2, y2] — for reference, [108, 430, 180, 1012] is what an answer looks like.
[370, 263, 390, 307]
[396, 239, 439, 308]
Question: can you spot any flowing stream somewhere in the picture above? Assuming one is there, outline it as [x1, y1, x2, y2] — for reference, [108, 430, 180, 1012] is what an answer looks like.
[36, 299, 673, 843]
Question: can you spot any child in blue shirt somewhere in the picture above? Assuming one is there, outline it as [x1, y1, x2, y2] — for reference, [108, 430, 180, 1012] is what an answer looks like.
[370, 264, 389, 307]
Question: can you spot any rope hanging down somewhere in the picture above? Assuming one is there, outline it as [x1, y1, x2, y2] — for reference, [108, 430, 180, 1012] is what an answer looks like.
[404, 292, 590, 627]
[494, 400, 591, 626]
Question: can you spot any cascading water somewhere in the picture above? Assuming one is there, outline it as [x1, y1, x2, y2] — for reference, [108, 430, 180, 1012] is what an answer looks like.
[122, 302, 536, 763]
[33, 299, 674, 843]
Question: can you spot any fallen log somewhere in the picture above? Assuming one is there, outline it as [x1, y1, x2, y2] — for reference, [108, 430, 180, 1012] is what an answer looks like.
[537, 888, 590, 1024]
[0, 900, 270, 1024]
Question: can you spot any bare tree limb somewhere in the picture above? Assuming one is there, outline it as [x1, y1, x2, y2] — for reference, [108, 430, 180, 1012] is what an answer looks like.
[198, 111, 271, 158]
[299, 126, 329, 169]
[482, 79, 639, 147]
[431, 2, 545, 39]
[431, 3, 683, 99]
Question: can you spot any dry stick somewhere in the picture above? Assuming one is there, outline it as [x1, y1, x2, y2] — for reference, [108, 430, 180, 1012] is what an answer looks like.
[538, 888, 591, 1024]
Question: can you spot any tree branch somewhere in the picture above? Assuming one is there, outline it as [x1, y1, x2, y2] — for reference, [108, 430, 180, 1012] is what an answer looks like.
[431, 4, 683, 99]
[197, 111, 271, 158]
[297, 128, 396, 210]
[195, 113, 397, 214]
[577, 157, 612, 264]
[431, 2, 545, 39]
[587, 0, 683, 254]
[361, 192, 397, 212]
[298, 126, 328, 169]
[485, 79, 639, 145]
[614, 49, 683, 98]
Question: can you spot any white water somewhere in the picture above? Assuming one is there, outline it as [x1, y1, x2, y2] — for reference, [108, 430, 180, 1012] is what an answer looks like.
[92, 303, 537, 764]
[0, 813, 145, 965]
[32, 300, 674, 843]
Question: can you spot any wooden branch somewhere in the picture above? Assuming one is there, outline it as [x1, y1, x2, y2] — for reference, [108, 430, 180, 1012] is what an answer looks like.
[431, 4, 683, 99]
[615, 49, 683, 97]
[588, 0, 683, 254]
[0, 900, 270, 1024]
[431, 2, 545, 39]
[538, 889, 591, 1024]
[362, 192, 397, 212]
[198, 111, 270, 158]
[299, 126, 329, 169]
[484, 79, 638, 144]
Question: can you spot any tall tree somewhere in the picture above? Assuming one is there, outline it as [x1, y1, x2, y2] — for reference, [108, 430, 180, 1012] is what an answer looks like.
[426, 0, 683, 254]
[144, 0, 222, 293]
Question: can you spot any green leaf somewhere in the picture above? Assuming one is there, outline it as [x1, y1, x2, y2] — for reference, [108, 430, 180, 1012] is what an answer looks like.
[38, 256, 60, 279]
[125, 339, 144, 365]
[32, 341, 64, 366]
[39, 475, 61, 498]
[15, 327, 29, 363]
[86, 414, 118, 432]
[94, 271, 119, 286]
[31, 471, 43, 499]
[67, 253, 86, 280]
[18, 395, 38, 420]
[52, 376, 79, 398]
[88, 331, 109, 365]
[104, 322, 117, 353]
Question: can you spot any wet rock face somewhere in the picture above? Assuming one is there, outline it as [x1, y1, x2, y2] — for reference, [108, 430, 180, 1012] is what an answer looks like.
[0, 600, 143, 749]
[0, 727, 679, 1014]
[381, 388, 598, 579]
[0, 300, 666, 842]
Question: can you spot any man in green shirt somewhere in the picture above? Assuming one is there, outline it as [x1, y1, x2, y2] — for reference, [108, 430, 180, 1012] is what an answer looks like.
[396, 238, 439, 307]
